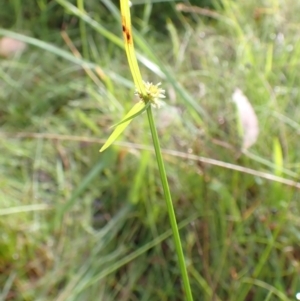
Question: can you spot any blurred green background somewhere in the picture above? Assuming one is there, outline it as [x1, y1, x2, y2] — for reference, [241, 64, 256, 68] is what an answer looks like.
[1, 0, 300, 300]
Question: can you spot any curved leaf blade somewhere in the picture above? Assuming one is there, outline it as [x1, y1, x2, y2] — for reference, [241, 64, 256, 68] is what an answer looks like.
[110, 101, 149, 128]
[100, 101, 146, 152]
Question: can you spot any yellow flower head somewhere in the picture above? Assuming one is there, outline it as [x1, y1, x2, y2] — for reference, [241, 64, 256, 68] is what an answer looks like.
[136, 81, 166, 108]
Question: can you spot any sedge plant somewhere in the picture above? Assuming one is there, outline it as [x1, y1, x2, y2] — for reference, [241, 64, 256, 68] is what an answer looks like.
[99, 0, 194, 300]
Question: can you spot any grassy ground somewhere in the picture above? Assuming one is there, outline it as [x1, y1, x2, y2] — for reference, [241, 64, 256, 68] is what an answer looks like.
[1, 0, 300, 300]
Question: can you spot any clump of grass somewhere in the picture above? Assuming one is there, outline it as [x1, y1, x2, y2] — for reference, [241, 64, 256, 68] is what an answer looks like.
[1, 0, 300, 300]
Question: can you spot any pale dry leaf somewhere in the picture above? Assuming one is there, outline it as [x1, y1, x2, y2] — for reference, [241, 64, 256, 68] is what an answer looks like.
[0, 37, 27, 57]
[232, 88, 259, 150]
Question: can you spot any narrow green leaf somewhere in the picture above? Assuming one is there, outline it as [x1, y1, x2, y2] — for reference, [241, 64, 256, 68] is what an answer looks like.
[273, 137, 283, 177]
[100, 101, 146, 152]
[110, 102, 149, 128]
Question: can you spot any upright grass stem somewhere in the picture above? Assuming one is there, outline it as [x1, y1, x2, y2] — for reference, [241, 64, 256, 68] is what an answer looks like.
[146, 107, 194, 301]
[99, 0, 195, 298]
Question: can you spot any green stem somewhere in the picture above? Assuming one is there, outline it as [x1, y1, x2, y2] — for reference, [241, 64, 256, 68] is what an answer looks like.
[77, 0, 89, 60]
[146, 106, 194, 301]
